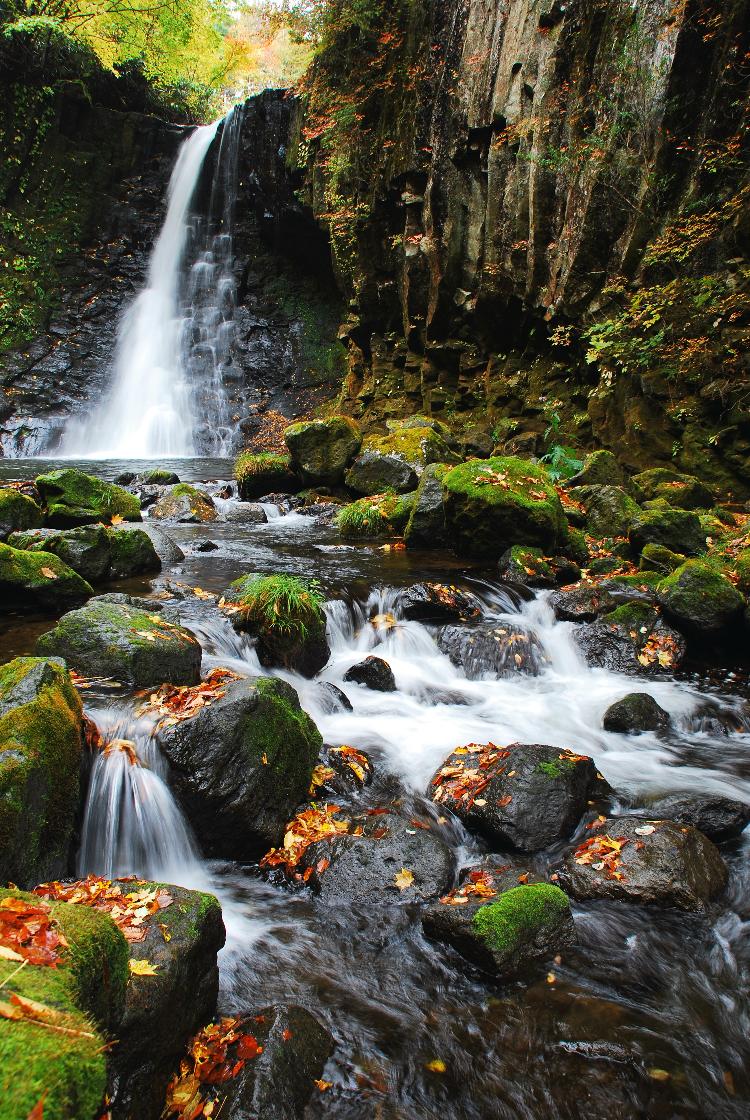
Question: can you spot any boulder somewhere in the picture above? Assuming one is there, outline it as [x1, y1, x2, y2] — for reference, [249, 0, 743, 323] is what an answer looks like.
[423, 882, 575, 978]
[226, 574, 330, 678]
[235, 452, 299, 501]
[314, 682, 353, 714]
[0, 658, 83, 887]
[394, 581, 483, 624]
[223, 502, 269, 524]
[343, 655, 396, 691]
[637, 794, 750, 841]
[359, 427, 459, 472]
[442, 457, 568, 559]
[150, 484, 217, 523]
[656, 559, 745, 636]
[9, 525, 112, 583]
[35, 468, 141, 527]
[314, 744, 374, 796]
[107, 526, 162, 578]
[336, 493, 412, 537]
[574, 602, 686, 676]
[497, 545, 556, 588]
[0, 487, 43, 539]
[0, 541, 93, 611]
[549, 585, 619, 622]
[345, 450, 418, 496]
[404, 463, 450, 549]
[428, 742, 602, 851]
[558, 817, 727, 911]
[638, 543, 686, 574]
[159, 677, 322, 859]
[436, 622, 546, 679]
[602, 693, 671, 733]
[139, 469, 181, 485]
[36, 595, 201, 687]
[567, 450, 628, 489]
[629, 506, 706, 556]
[567, 485, 641, 538]
[284, 415, 362, 485]
[631, 467, 713, 510]
[133, 523, 184, 565]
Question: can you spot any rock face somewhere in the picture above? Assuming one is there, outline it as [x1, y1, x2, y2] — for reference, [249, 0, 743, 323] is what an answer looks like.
[558, 818, 727, 911]
[437, 622, 546, 679]
[429, 743, 602, 852]
[639, 795, 750, 842]
[0, 658, 83, 887]
[36, 595, 202, 687]
[159, 677, 322, 859]
[603, 693, 671, 734]
[284, 415, 362, 484]
[0, 541, 93, 611]
[150, 484, 217, 523]
[343, 655, 396, 692]
[35, 469, 141, 526]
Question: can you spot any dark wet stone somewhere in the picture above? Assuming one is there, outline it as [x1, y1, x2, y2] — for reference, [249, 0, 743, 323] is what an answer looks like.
[639, 795, 750, 841]
[575, 606, 686, 677]
[194, 540, 220, 552]
[550, 585, 619, 622]
[314, 681, 354, 713]
[316, 743, 374, 795]
[344, 655, 396, 692]
[436, 622, 546, 679]
[223, 502, 269, 524]
[558, 817, 727, 910]
[394, 581, 483, 623]
[136, 524, 185, 565]
[603, 693, 671, 733]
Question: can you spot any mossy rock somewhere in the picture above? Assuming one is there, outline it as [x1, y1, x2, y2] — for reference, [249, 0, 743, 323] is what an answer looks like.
[364, 427, 459, 469]
[0, 542, 93, 612]
[564, 526, 590, 566]
[35, 469, 141, 528]
[639, 543, 686, 575]
[629, 506, 706, 556]
[387, 415, 453, 442]
[404, 463, 450, 549]
[575, 600, 687, 675]
[657, 560, 745, 636]
[568, 485, 641, 538]
[36, 595, 202, 687]
[106, 527, 161, 579]
[8, 526, 111, 583]
[336, 493, 408, 538]
[139, 469, 180, 485]
[159, 677, 322, 859]
[235, 452, 299, 501]
[345, 449, 418, 496]
[284, 416, 362, 485]
[150, 484, 216, 523]
[0, 888, 129, 1120]
[467, 884, 575, 977]
[732, 548, 750, 595]
[0, 658, 83, 888]
[631, 468, 713, 510]
[226, 575, 330, 677]
[497, 545, 556, 587]
[567, 449, 627, 489]
[442, 457, 568, 559]
[0, 487, 43, 539]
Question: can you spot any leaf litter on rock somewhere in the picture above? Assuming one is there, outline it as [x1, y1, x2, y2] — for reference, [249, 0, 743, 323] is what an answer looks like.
[164, 1016, 265, 1120]
[135, 668, 242, 728]
[35, 876, 173, 943]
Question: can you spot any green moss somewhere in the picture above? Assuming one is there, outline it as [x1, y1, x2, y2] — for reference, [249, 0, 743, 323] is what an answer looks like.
[657, 559, 744, 631]
[605, 571, 662, 591]
[601, 601, 658, 629]
[234, 452, 296, 500]
[564, 527, 590, 566]
[629, 505, 706, 556]
[106, 527, 160, 578]
[364, 426, 458, 467]
[0, 488, 43, 534]
[284, 416, 361, 484]
[35, 469, 140, 527]
[336, 493, 401, 537]
[472, 884, 571, 955]
[245, 677, 322, 782]
[537, 760, 569, 778]
[639, 543, 686, 574]
[141, 881, 220, 943]
[0, 541, 93, 608]
[732, 549, 750, 595]
[227, 575, 325, 641]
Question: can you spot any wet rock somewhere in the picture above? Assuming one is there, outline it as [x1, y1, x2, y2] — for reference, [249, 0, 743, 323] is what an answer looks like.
[284, 415, 362, 485]
[314, 681, 353, 713]
[436, 622, 546, 679]
[235, 452, 299, 501]
[8, 525, 111, 583]
[575, 602, 686, 676]
[0, 657, 83, 887]
[36, 595, 201, 687]
[159, 677, 322, 859]
[549, 585, 619, 622]
[316, 744, 374, 795]
[301, 810, 454, 904]
[629, 506, 706, 556]
[558, 817, 727, 911]
[35, 468, 141, 526]
[656, 559, 745, 636]
[138, 469, 181, 485]
[568, 485, 642, 539]
[0, 541, 93, 611]
[109, 882, 225, 1120]
[345, 449, 418, 496]
[136, 524, 184, 565]
[223, 501, 268, 524]
[0, 486, 43, 539]
[602, 693, 671, 733]
[638, 794, 750, 841]
[107, 526, 161, 578]
[429, 742, 602, 852]
[567, 450, 628, 489]
[423, 882, 575, 978]
[497, 545, 556, 588]
[394, 581, 483, 623]
[631, 467, 714, 510]
[226, 574, 330, 678]
[404, 463, 450, 549]
[194, 539, 219, 552]
[150, 484, 217, 523]
[343, 655, 396, 691]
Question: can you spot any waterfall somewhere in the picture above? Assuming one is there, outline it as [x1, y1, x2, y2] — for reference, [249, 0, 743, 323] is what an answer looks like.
[62, 105, 246, 459]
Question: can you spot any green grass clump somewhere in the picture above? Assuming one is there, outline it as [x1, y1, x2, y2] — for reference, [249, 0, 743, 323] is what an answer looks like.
[229, 574, 325, 640]
[235, 451, 292, 481]
[336, 493, 401, 538]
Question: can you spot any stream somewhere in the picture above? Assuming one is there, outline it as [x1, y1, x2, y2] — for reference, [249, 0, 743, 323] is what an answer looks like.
[3, 459, 749, 1119]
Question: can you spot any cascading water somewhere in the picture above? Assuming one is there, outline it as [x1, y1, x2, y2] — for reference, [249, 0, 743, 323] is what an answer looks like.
[62, 106, 245, 459]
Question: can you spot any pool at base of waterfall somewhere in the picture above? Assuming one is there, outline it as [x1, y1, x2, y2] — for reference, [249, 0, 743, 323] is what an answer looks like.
[3, 463, 750, 1120]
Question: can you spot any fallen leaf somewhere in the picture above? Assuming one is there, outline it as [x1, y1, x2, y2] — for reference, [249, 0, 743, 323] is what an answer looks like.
[425, 1059, 446, 1073]
[40, 567, 58, 580]
[129, 959, 158, 976]
[26, 1093, 46, 1120]
[315, 1079, 333, 1091]
[634, 824, 656, 836]
[394, 868, 415, 891]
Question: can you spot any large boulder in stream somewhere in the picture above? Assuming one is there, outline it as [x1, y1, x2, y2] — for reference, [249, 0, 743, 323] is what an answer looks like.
[634, 794, 750, 842]
[225, 574, 330, 677]
[602, 693, 672, 733]
[35, 468, 141, 527]
[574, 601, 686, 676]
[284, 415, 362, 485]
[428, 743, 604, 852]
[0, 541, 93, 611]
[437, 621, 546, 678]
[403, 463, 451, 549]
[0, 657, 83, 888]
[343, 655, 396, 692]
[150, 484, 217, 523]
[0, 486, 43, 538]
[106, 526, 162, 578]
[558, 817, 727, 911]
[159, 676, 322, 859]
[235, 451, 299, 500]
[9, 525, 112, 582]
[36, 594, 201, 687]
[656, 559, 745, 637]
[394, 581, 483, 624]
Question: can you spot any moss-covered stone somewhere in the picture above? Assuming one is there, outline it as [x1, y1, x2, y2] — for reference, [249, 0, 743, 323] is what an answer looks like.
[0, 658, 83, 887]
[226, 574, 329, 677]
[345, 449, 418, 496]
[657, 559, 745, 635]
[497, 545, 556, 587]
[466, 884, 574, 976]
[36, 596, 202, 687]
[0, 888, 129, 1120]
[732, 548, 750, 595]
[0, 542, 93, 611]
[234, 451, 299, 501]
[564, 526, 590, 566]
[150, 484, 216, 523]
[0, 487, 43, 539]
[442, 457, 568, 559]
[629, 505, 706, 556]
[404, 463, 450, 549]
[567, 449, 627, 489]
[284, 416, 362, 485]
[139, 469, 180, 485]
[631, 467, 714, 510]
[364, 427, 459, 468]
[106, 527, 161, 579]
[8, 525, 111, 583]
[35, 469, 141, 527]
[568, 484, 641, 538]
[639, 543, 686, 575]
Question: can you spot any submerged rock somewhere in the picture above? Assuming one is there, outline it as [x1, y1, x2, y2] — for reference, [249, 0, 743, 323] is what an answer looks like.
[0, 486, 43, 538]
[223, 501, 268, 524]
[284, 415, 362, 485]
[0, 657, 83, 887]
[394, 581, 483, 624]
[637, 794, 750, 841]
[150, 483, 217, 523]
[0, 541, 93, 611]
[314, 681, 353, 713]
[226, 574, 330, 677]
[602, 693, 672, 733]
[36, 595, 201, 687]
[428, 742, 602, 852]
[343, 655, 396, 691]
[558, 817, 727, 911]
[159, 677, 322, 859]
[35, 468, 141, 527]
[436, 622, 546, 679]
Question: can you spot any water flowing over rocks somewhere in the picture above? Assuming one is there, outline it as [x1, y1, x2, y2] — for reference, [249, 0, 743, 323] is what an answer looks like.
[436, 621, 546, 679]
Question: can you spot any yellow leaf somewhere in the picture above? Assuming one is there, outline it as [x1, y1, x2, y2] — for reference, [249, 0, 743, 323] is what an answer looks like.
[110, 514, 125, 526]
[134, 631, 157, 643]
[425, 1059, 446, 1073]
[158, 922, 172, 943]
[394, 868, 415, 891]
[129, 959, 158, 976]
[40, 567, 58, 580]
[314, 1079, 333, 1091]
[0, 945, 24, 962]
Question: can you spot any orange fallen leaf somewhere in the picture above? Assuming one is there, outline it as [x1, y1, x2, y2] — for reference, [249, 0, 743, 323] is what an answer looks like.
[394, 868, 415, 891]
[40, 567, 58, 580]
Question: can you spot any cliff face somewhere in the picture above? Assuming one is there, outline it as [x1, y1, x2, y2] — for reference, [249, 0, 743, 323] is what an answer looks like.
[296, 0, 750, 493]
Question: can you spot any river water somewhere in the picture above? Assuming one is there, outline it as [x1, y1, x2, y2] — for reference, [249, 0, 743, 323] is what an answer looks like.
[3, 460, 749, 1119]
